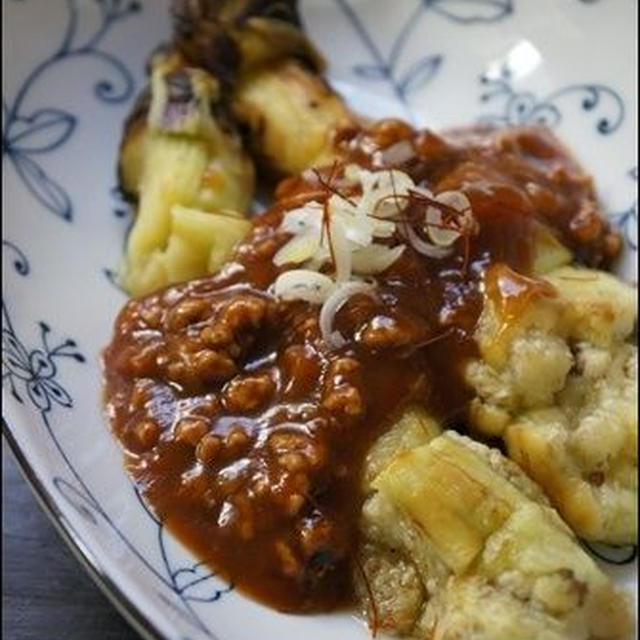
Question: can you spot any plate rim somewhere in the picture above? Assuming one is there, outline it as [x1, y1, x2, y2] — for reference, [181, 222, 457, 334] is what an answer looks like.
[2, 417, 168, 640]
[2, 1, 636, 638]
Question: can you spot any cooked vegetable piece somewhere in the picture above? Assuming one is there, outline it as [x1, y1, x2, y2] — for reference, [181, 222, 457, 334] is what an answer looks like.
[361, 431, 631, 640]
[375, 435, 524, 574]
[466, 265, 638, 543]
[233, 58, 355, 175]
[171, 0, 323, 77]
[118, 52, 254, 296]
[361, 405, 441, 491]
[531, 221, 573, 275]
[156, 205, 250, 285]
[170, 0, 357, 176]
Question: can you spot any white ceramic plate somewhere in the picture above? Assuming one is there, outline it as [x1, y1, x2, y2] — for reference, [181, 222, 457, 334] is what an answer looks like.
[2, 1, 637, 639]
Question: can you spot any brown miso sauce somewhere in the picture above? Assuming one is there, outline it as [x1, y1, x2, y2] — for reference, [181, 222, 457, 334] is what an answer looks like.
[102, 123, 620, 612]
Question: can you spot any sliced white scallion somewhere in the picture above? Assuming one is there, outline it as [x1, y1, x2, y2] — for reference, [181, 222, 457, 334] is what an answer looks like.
[352, 244, 405, 274]
[378, 139, 415, 166]
[425, 206, 460, 247]
[327, 215, 352, 283]
[400, 220, 453, 259]
[273, 234, 320, 266]
[424, 190, 473, 247]
[270, 166, 449, 322]
[319, 281, 378, 348]
[280, 202, 323, 235]
[272, 270, 335, 304]
[360, 169, 414, 219]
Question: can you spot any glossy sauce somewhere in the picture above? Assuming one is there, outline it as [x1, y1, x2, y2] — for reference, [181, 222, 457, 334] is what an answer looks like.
[103, 122, 620, 612]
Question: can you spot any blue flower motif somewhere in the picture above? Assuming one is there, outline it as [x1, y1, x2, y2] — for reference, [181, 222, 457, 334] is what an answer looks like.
[4, 108, 76, 153]
[582, 541, 637, 565]
[2, 240, 84, 412]
[3, 2, 235, 633]
[479, 65, 625, 135]
[609, 168, 637, 252]
[2, 108, 76, 219]
[425, 0, 513, 23]
[134, 487, 233, 636]
[173, 562, 233, 603]
[2, 0, 140, 221]
[2, 320, 84, 412]
[336, 0, 513, 120]
[53, 478, 100, 524]
[1, 240, 30, 276]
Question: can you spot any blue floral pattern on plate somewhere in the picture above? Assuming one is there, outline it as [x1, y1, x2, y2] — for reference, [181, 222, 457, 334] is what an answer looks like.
[2, 1, 637, 639]
[2, 0, 138, 220]
[335, 0, 513, 119]
[478, 64, 625, 135]
[610, 168, 638, 251]
[2, 1, 232, 636]
[2, 238, 230, 637]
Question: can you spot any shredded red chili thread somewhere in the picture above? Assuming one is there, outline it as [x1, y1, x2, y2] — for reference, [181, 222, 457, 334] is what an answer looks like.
[314, 162, 342, 273]
[322, 199, 338, 273]
[398, 326, 457, 358]
[417, 326, 456, 349]
[275, 189, 329, 210]
[312, 164, 358, 207]
[409, 187, 471, 215]
[373, 191, 468, 228]
[366, 209, 466, 235]
[461, 232, 471, 278]
[313, 165, 470, 242]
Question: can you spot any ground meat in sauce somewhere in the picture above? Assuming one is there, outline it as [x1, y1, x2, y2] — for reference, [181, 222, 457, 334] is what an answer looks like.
[102, 121, 621, 612]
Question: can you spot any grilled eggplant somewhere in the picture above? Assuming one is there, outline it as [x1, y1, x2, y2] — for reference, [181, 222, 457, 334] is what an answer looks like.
[359, 418, 632, 640]
[118, 51, 254, 297]
[170, 0, 356, 176]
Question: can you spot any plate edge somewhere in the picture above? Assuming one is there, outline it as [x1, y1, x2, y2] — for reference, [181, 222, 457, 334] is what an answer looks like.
[2, 417, 170, 640]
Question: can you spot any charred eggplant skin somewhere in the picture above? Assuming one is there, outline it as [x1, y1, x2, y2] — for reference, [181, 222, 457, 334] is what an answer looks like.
[115, 0, 353, 293]
[116, 49, 255, 297]
[169, 0, 355, 177]
[117, 47, 242, 200]
[171, 1, 239, 87]
[171, 0, 323, 85]
[119, 0, 328, 198]
[118, 85, 151, 200]
[232, 57, 355, 176]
